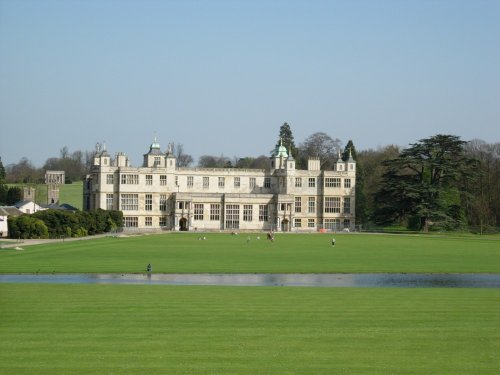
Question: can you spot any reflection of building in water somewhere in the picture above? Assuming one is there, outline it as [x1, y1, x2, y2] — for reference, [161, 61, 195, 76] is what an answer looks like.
[45, 171, 65, 204]
[83, 138, 356, 232]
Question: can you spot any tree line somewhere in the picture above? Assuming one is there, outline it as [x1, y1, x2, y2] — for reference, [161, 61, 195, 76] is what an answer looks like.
[1, 124, 499, 232]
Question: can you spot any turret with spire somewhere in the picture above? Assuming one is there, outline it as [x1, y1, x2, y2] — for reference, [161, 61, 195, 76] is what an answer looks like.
[143, 136, 166, 167]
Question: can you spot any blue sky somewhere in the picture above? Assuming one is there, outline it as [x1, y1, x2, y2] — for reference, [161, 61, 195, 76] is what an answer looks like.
[1, 0, 499, 167]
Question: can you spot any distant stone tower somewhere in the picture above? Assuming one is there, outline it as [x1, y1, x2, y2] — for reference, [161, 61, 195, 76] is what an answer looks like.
[45, 171, 65, 204]
[23, 186, 36, 201]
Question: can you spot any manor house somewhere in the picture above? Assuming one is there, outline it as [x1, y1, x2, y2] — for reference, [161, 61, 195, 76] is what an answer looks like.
[83, 139, 356, 232]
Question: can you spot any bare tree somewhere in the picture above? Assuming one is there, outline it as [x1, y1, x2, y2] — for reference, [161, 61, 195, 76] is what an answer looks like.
[298, 132, 342, 169]
[171, 143, 193, 167]
[5, 157, 42, 183]
[198, 154, 231, 168]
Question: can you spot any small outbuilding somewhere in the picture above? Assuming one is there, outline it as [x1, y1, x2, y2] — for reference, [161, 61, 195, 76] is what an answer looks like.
[14, 200, 45, 214]
[0, 206, 23, 238]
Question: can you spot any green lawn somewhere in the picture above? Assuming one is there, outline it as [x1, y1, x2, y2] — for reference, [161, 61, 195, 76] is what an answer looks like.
[8, 181, 83, 210]
[0, 284, 498, 374]
[1, 232, 499, 274]
[58, 181, 83, 209]
[1, 233, 499, 374]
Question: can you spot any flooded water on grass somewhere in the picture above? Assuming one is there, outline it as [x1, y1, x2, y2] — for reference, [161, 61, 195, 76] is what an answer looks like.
[1, 273, 500, 288]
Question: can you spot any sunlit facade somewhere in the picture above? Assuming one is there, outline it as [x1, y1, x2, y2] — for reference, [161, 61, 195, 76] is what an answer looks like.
[83, 139, 356, 232]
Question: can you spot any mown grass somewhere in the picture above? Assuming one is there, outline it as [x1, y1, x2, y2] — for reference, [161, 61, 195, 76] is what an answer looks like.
[0, 284, 498, 374]
[1, 232, 499, 274]
[1, 233, 499, 374]
[58, 181, 83, 209]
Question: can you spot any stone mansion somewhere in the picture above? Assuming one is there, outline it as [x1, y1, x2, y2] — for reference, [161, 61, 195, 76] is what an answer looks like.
[83, 139, 356, 232]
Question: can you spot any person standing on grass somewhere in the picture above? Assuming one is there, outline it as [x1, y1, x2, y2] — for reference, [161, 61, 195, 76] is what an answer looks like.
[147, 263, 152, 273]
[331, 238, 336, 247]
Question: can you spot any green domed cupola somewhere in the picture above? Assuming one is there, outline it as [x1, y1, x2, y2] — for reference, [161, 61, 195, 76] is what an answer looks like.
[273, 138, 288, 158]
[271, 138, 289, 170]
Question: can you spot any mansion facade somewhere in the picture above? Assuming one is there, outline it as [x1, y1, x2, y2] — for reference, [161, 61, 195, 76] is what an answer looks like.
[83, 139, 356, 232]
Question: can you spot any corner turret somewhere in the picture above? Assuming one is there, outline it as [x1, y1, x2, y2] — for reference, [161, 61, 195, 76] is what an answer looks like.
[165, 143, 176, 170]
[347, 148, 356, 173]
[93, 142, 111, 166]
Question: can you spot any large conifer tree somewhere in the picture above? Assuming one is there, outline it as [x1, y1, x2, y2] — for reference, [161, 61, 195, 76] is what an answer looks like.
[276, 123, 298, 157]
[374, 134, 477, 231]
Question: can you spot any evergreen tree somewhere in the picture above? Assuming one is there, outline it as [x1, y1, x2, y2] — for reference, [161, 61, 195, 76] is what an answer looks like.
[0, 157, 5, 183]
[374, 134, 477, 231]
[276, 122, 298, 159]
[0, 184, 7, 205]
[0, 157, 7, 204]
[6, 187, 22, 205]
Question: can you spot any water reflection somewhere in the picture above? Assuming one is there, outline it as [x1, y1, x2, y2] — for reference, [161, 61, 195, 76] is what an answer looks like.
[1, 273, 500, 288]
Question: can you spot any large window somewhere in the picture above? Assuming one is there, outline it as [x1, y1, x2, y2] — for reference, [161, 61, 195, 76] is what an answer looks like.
[343, 197, 351, 214]
[194, 203, 204, 220]
[259, 205, 269, 222]
[159, 216, 167, 227]
[264, 177, 271, 188]
[106, 194, 113, 210]
[295, 197, 302, 213]
[121, 194, 138, 211]
[243, 205, 253, 221]
[295, 178, 302, 187]
[234, 177, 240, 188]
[145, 194, 152, 211]
[325, 178, 341, 188]
[249, 177, 256, 189]
[210, 204, 220, 221]
[187, 176, 194, 188]
[324, 197, 341, 213]
[160, 175, 167, 186]
[324, 218, 340, 231]
[203, 177, 209, 189]
[160, 194, 167, 211]
[145, 217, 152, 227]
[344, 179, 351, 188]
[225, 204, 240, 229]
[294, 218, 302, 228]
[121, 174, 139, 185]
[106, 174, 114, 184]
[146, 175, 153, 185]
[218, 177, 225, 188]
[154, 157, 161, 167]
[123, 217, 138, 227]
[308, 197, 316, 213]
[308, 219, 315, 228]
[308, 178, 316, 188]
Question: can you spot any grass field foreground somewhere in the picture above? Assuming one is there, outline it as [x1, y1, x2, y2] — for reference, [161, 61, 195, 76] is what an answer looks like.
[1, 284, 499, 374]
[1, 232, 499, 274]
